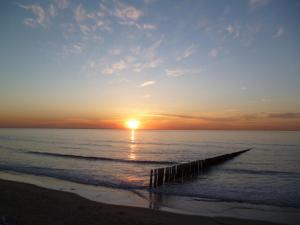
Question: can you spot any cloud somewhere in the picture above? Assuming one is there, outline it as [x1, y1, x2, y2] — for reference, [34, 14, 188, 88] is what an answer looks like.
[177, 45, 197, 61]
[73, 4, 112, 35]
[197, 12, 264, 48]
[267, 113, 300, 119]
[63, 43, 84, 55]
[165, 69, 187, 77]
[48, 4, 56, 18]
[249, 0, 272, 9]
[114, 3, 143, 21]
[111, 2, 149, 29]
[209, 47, 222, 58]
[101, 40, 163, 75]
[143, 23, 157, 30]
[273, 27, 284, 39]
[143, 38, 163, 58]
[19, 1, 70, 28]
[225, 24, 240, 39]
[74, 4, 86, 22]
[140, 80, 156, 87]
[84, 38, 163, 77]
[133, 58, 163, 72]
[148, 113, 236, 122]
[19, 4, 47, 28]
[125, 39, 163, 73]
[148, 112, 300, 123]
[82, 57, 129, 77]
[53, 0, 69, 10]
[102, 60, 127, 75]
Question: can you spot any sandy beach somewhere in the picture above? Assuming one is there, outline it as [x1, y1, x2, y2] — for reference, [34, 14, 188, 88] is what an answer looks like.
[0, 179, 283, 225]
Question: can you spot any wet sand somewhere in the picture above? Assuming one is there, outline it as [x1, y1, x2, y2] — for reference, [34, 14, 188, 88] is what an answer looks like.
[0, 179, 283, 225]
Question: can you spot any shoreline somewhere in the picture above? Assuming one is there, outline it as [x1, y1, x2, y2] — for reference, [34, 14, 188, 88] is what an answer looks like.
[0, 171, 299, 225]
[0, 178, 284, 225]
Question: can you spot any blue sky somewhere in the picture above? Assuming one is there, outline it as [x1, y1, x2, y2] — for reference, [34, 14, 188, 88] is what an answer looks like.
[0, 0, 300, 129]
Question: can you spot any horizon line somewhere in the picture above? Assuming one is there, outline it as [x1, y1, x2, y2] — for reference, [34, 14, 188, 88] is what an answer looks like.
[0, 127, 299, 131]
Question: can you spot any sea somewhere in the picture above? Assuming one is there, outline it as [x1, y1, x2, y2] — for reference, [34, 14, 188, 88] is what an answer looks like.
[0, 128, 299, 224]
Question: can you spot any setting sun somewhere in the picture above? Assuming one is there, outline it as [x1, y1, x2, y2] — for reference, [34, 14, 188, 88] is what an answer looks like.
[126, 119, 139, 130]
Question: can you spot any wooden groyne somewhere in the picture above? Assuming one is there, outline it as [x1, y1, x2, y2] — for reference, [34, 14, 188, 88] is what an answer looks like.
[149, 148, 251, 188]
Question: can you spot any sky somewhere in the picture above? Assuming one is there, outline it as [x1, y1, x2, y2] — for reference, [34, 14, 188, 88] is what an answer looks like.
[0, 0, 300, 130]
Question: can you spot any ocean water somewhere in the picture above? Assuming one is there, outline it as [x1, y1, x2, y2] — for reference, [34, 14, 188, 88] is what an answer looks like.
[0, 128, 300, 211]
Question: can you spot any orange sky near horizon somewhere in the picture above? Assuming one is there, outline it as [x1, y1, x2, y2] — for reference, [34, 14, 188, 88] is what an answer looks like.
[1, 112, 300, 130]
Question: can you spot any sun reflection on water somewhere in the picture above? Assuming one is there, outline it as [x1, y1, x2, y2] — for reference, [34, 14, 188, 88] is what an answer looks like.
[129, 130, 136, 160]
[130, 129, 135, 143]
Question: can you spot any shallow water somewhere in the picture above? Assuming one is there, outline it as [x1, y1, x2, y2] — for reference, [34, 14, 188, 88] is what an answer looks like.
[0, 128, 299, 209]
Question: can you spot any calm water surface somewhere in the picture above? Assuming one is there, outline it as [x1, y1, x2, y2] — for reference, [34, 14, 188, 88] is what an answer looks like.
[0, 128, 299, 208]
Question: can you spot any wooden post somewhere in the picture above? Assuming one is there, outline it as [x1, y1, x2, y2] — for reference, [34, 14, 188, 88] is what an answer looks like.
[154, 169, 157, 187]
[150, 170, 152, 188]
[172, 165, 176, 181]
[160, 168, 165, 185]
[157, 169, 160, 186]
[165, 167, 170, 183]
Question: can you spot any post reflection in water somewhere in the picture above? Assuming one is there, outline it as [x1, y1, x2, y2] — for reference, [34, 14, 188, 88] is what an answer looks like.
[149, 191, 164, 209]
[127, 129, 170, 209]
[129, 129, 136, 160]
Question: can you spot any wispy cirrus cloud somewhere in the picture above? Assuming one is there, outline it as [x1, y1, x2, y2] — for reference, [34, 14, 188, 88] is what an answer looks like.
[82, 38, 163, 77]
[53, 0, 69, 10]
[112, 2, 158, 31]
[273, 27, 284, 39]
[147, 112, 300, 122]
[197, 15, 265, 49]
[114, 2, 143, 21]
[177, 45, 198, 61]
[267, 113, 300, 119]
[102, 60, 127, 75]
[18, 1, 69, 28]
[140, 80, 156, 87]
[143, 23, 157, 30]
[73, 4, 112, 34]
[147, 113, 236, 122]
[166, 69, 184, 77]
[133, 57, 163, 72]
[102, 38, 163, 75]
[63, 43, 84, 55]
[18, 4, 48, 28]
[225, 24, 240, 39]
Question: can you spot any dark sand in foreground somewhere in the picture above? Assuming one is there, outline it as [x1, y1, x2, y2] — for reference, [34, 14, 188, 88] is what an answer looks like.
[0, 179, 282, 225]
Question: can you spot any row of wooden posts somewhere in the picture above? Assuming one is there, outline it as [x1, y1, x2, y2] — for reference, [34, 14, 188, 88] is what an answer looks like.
[149, 148, 251, 188]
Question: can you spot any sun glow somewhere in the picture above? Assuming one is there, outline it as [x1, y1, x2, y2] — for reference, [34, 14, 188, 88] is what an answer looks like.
[126, 119, 139, 130]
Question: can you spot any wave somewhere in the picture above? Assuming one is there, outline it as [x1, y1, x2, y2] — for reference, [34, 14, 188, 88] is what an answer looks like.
[27, 151, 177, 165]
[1, 163, 299, 208]
[1, 135, 299, 153]
[0, 144, 28, 152]
[0, 135, 233, 149]
[151, 188, 300, 208]
[220, 168, 300, 178]
[0, 164, 145, 189]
